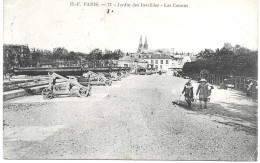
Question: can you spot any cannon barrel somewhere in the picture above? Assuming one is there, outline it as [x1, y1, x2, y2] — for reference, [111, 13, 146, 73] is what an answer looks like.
[14, 67, 130, 76]
[48, 72, 85, 88]
[14, 67, 83, 76]
[84, 67, 130, 73]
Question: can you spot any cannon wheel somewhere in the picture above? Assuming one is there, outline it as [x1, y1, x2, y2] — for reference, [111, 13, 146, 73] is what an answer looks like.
[86, 84, 91, 96]
[42, 88, 53, 99]
[78, 87, 89, 97]
[100, 78, 105, 86]
[105, 80, 112, 86]
[88, 89, 91, 96]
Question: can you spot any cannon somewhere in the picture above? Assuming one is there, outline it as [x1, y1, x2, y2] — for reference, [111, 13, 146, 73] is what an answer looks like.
[84, 71, 112, 86]
[121, 70, 130, 77]
[41, 72, 91, 99]
[102, 72, 117, 81]
[110, 72, 121, 81]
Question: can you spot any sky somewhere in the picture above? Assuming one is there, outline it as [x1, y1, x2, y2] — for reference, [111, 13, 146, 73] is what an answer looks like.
[3, 0, 258, 54]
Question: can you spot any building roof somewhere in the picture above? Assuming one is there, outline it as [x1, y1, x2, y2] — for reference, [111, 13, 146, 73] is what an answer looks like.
[138, 59, 148, 63]
[143, 54, 172, 59]
[118, 56, 134, 62]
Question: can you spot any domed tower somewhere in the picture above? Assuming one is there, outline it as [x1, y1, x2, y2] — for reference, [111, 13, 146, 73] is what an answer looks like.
[137, 36, 143, 53]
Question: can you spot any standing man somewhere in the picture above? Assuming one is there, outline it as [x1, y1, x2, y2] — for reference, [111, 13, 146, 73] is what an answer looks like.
[196, 78, 210, 109]
[182, 79, 194, 108]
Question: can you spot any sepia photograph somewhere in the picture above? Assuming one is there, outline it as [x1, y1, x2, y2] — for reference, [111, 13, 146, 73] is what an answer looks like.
[3, 0, 258, 160]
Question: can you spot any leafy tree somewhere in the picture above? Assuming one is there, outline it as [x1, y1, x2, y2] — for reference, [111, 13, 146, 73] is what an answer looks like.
[183, 43, 257, 77]
[102, 49, 113, 60]
[223, 42, 234, 51]
[112, 49, 124, 60]
[31, 49, 43, 66]
[88, 48, 102, 60]
[53, 47, 69, 61]
[196, 49, 215, 59]
[3, 46, 16, 78]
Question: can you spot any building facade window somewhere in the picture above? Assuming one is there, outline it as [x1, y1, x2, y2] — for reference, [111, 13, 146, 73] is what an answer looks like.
[155, 65, 158, 70]
[161, 60, 163, 64]
[160, 65, 163, 69]
[151, 60, 154, 64]
[166, 60, 169, 64]
[155, 60, 158, 64]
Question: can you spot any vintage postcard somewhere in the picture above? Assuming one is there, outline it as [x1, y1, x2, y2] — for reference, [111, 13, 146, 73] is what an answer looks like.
[3, 0, 258, 160]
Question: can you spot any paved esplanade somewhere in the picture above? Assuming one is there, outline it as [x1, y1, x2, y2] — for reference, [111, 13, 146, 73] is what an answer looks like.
[3, 75, 257, 160]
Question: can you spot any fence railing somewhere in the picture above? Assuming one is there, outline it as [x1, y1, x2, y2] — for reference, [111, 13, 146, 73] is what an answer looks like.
[207, 74, 257, 91]
[187, 73, 257, 92]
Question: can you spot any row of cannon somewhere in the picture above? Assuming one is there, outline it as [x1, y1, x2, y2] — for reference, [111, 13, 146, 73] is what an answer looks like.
[41, 70, 130, 99]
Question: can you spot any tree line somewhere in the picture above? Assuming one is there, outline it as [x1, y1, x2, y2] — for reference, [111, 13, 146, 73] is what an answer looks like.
[182, 43, 258, 77]
[32, 47, 125, 63]
[3, 45, 126, 77]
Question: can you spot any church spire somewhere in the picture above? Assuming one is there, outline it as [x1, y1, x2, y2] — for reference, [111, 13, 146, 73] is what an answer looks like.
[137, 35, 143, 53]
[143, 36, 148, 50]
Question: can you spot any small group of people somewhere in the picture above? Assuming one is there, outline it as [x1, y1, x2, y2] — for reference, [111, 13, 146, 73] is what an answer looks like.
[181, 78, 213, 109]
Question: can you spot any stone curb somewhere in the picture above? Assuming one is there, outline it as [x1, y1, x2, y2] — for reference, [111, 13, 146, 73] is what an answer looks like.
[3, 85, 47, 101]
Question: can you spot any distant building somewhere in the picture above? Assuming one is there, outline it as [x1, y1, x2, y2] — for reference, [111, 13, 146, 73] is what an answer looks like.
[134, 36, 192, 72]
[3, 44, 31, 68]
[172, 53, 192, 71]
[137, 36, 143, 53]
[143, 37, 148, 50]
[142, 52, 192, 72]
[137, 35, 149, 53]
[190, 53, 198, 61]
[118, 56, 134, 67]
[118, 55, 149, 73]
[137, 59, 148, 69]
[143, 54, 173, 72]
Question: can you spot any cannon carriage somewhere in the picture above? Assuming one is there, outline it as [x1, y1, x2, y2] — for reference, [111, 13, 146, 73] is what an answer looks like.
[101, 72, 118, 81]
[41, 72, 91, 99]
[109, 72, 121, 81]
[84, 71, 112, 86]
[120, 70, 130, 78]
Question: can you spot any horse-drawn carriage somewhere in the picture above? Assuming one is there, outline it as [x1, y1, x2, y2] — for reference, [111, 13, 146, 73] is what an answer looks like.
[41, 72, 91, 99]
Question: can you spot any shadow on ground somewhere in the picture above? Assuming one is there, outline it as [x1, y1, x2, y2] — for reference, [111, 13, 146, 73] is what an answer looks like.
[173, 100, 257, 136]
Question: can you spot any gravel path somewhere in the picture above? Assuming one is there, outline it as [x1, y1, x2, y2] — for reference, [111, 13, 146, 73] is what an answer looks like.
[3, 74, 257, 160]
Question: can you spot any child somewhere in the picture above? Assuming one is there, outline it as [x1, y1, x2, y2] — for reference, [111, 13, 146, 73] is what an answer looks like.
[196, 79, 210, 109]
[182, 79, 194, 108]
